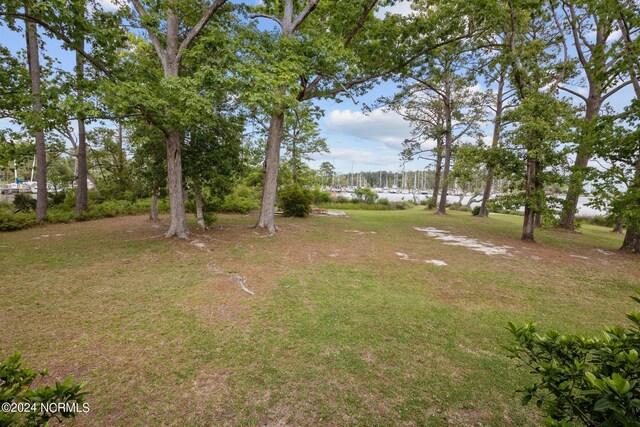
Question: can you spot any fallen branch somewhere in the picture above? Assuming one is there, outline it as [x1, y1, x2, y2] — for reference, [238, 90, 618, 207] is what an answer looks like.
[231, 275, 254, 295]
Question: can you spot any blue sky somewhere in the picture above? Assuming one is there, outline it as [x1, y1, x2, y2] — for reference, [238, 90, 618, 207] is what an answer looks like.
[1, 0, 635, 175]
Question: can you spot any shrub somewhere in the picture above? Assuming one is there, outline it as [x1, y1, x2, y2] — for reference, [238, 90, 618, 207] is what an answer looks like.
[219, 186, 260, 213]
[0, 351, 88, 426]
[0, 212, 35, 231]
[471, 206, 481, 216]
[378, 198, 390, 206]
[48, 190, 67, 206]
[278, 186, 312, 217]
[354, 188, 377, 204]
[507, 295, 640, 426]
[312, 188, 331, 204]
[13, 194, 36, 213]
[334, 195, 351, 204]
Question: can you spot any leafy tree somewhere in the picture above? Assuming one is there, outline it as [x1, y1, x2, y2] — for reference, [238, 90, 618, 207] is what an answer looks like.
[379, 43, 490, 213]
[498, 0, 575, 241]
[122, 0, 230, 237]
[589, 100, 640, 253]
[556, 0, 636, 230]
[248, 0, 486, 233]
[319, 161, 335, 187]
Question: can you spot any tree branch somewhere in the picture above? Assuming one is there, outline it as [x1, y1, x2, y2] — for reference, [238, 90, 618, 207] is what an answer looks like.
[179, 0, 228, 55]
[0, 12, 111, 76]
[344, 0, 379, 46]
[130, 0, 167, 69]
[558, 85, 588, 103]
[249, 13, 283, 29]
[292, 0, 320, 33]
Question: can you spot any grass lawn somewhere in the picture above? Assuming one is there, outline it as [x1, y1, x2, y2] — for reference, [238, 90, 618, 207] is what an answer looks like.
[1, 207, 638, 426]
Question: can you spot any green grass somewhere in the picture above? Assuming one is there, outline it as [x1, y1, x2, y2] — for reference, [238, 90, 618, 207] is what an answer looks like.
[0, 208, 638, 426]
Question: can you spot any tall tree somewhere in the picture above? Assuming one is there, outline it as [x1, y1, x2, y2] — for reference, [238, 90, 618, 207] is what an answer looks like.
[24, 6, 47, 221]
[75, 0, 88, 213]
[249, 0, 484, 232]
[128, 0, 228, 238]
[380, 44, 489, 214]
[501, 0, 573, 241]
[557, 0, 633, 230]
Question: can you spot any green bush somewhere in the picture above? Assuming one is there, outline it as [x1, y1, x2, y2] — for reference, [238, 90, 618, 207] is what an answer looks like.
[354, 188, 377, 204]
[312, 188, 331, 204]
[507, 295, 640, 426]
[46, 208, 77, 223]
[472, 206, 481, 216]
[0, 351, 88, 426]
[378, 198, 390, 206]
[0, 212, 35, 231]
[278, 186, 313, 217]
[219, 186, 260, 213]
[13, 194, 36, 213]
[48, 190, 67, 206]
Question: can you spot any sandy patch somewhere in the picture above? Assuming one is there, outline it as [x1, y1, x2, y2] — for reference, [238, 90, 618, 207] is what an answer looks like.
[424, 260, 447, 266]
[414, 227, 512, 256]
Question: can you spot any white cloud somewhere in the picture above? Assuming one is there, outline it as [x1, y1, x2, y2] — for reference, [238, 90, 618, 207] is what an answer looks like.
[96, 0, 121, 10]
[375, 1, 415, 18]
[324, 108, 412, 150]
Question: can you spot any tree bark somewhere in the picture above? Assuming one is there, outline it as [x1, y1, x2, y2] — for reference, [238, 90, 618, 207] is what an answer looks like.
[559, 95, 601, 230]
[613, 220, 624, 234]
[521, 156, 539, 241]
[431, 135, 443, 208]
[256, 111, 285, 234]
[194, 182, 206, 230]
[534, 212, 542, 228]
[621, 157, 640, 253]
[25, 13, 47, 221]
[162, 12, 189, 238]
[75, 3, 88, 213]
[165, 130, 188, 238]
[479, 72, 505, 218]
[437, 90, 452, 215]
[150, 191, 159, 221]
[622, 225, 640, 253]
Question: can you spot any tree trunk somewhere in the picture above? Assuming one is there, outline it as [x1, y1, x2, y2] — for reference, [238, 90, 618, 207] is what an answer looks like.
[621, 225, 640, 253]
[479, 72, 505, 218]
[621, 157, 640, 253]
[534, 212, 542, 228]
[437, 93, 452, 215]
[291, 136, 298, 184]
[165, 130, 189, 238]
[25, 14, 47, 222]
[150, 191, 159, 221]
[559, 92, 602, 229]
[194, 182, 206, 230]
[75, 4, 88, 213]
[613, 220, 624, 234]
[431, 135, 443, 208]
[256, 111, 285, 234]
[521, 155, 539, 241]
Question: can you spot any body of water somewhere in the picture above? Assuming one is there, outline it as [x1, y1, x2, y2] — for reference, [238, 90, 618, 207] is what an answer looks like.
[333, 191, 606, 216]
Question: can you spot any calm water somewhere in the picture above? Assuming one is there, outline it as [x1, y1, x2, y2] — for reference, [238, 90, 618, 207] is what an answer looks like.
[336, 191, 606, 216]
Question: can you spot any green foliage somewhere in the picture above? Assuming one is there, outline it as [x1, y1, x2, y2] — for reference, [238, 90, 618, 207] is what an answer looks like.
[312, 188, 330, 204]
[472, 206, 481, 216]
[12, 194, 36, 213]
[278, 186, 312, 218]
[0, 351, 87, 426]
[353, 188, 378, 204]
[507, 295, 640, 426]
[0, 212, 34, 231]
[218, 185, 261, 213]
